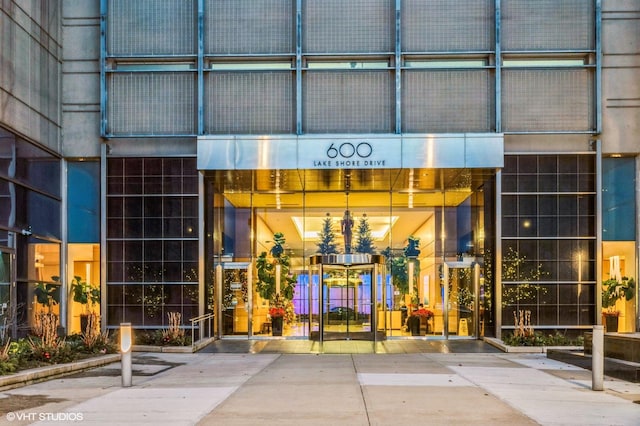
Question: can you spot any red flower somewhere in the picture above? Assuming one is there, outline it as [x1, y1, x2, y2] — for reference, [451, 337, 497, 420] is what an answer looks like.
[44, 352, 50, 359]
[412, 308, 434, 319]
[269, 307, 285, 318]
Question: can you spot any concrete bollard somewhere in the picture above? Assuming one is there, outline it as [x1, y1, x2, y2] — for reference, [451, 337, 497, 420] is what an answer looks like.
[592, 325, 604, 391]
[120, 323, 133, 387]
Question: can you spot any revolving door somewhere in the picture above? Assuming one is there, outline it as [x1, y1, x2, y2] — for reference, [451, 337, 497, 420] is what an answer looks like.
[309, 254, 385, 343]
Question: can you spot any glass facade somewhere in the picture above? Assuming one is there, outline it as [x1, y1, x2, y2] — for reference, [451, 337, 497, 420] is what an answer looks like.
[203, 168, 494, 339]
[602, 157, 637, 332]
[0, 128, 62, 337]
[106, 158, 199, 328]
[3, 0, 638, 344]
[67, 161, 102, 334]
[68, 162, 100, 243]
[501, 154, 597, 334]
[603, 157, 636, 241]
[96, 1, 624, 339]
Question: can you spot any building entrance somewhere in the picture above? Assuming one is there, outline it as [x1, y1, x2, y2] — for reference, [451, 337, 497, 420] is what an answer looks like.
[215, 262, 252, 337]
[441, 261, 482, 338]
[309, 254, 384, 342]
[204, 167, 496, 341]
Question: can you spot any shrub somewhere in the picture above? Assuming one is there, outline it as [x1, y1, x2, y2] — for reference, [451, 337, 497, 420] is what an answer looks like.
[0, 340, 18, 374]
[503, 331, 584, 347]
[135, 328, 192, 347]
[26, 336, 75, 364]
[67, 332, 117, 355]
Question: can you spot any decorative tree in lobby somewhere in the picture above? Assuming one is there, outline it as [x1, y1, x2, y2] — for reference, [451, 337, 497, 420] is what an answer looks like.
[256, 232, 296, 302]
[256, 233, 297, 332]
[316, 213, 339, 255]
[381, 236, 420, 300]
[354, 213, 375, 254]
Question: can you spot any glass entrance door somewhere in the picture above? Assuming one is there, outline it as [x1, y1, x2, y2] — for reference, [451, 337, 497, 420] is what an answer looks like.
[442, 261, 481, 338]
[215, 262, 252, 337]
[322, 264, 373, 341]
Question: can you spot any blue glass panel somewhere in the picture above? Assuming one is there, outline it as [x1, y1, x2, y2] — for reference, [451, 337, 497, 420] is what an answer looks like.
[14, 137, 60, 197]
[457, 197, 472, 254]
[602, 158, 636, 241]
[11, 188, 61, 239]
[68, 162, 100, 242]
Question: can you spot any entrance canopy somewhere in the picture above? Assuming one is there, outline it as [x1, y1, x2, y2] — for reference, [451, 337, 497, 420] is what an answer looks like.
[197, 133, 503, 171]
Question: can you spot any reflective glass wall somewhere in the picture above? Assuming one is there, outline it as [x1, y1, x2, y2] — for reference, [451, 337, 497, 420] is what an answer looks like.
[0, 129, 61, 337]
[105, 158, 199, 329]
[602, 157, 637, 332]
[204, 168, 494, 339]
[67, 161, 101, 334]
[501, 154, 597, 337]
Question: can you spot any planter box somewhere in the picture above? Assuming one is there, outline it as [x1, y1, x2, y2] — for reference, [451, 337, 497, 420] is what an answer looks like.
[132, 337, 216, 353]
[484, 337, 583, 353]
[0, 354, 120, 391]
[584, 332, 640, 363]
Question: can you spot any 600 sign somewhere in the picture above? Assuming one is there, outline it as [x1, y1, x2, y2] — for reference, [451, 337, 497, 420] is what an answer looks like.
[326, 142, 372, 159]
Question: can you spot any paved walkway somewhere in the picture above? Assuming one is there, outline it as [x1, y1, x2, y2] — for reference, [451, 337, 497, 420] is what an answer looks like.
[0, 340, 638, 425]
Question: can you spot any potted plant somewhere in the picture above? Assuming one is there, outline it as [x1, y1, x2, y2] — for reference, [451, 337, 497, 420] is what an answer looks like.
[34, 282, 59, 313]
[268, 294, 286, 336]
[68, 275, 100, 333]
[256, 232, 296, 301]
[256, 233, 297, 334]
[602, 276, 636, 333]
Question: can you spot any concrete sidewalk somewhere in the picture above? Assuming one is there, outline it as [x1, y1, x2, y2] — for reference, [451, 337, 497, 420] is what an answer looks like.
[0, 349, 639, 425]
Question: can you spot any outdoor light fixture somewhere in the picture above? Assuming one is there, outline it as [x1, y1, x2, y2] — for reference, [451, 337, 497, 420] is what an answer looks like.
[120, 322, 132, 387]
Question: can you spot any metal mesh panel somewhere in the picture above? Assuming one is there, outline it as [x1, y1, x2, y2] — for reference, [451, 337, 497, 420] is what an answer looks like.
[303, 0, 394, 54]
[107, 73, 196, 135]
[402, 70, 494, 133]
[303, 71, 394, 133]
[402, 0, 494, 52]
[205, 0, 294, 54]
[205, 72, 294, 134]
[108, 0, 196, 55]
[502, 69, 594, 132]
[502, 0, 594, 51]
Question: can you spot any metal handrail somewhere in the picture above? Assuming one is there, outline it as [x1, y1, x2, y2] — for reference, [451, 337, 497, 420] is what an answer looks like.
[189, 313, 214, 347]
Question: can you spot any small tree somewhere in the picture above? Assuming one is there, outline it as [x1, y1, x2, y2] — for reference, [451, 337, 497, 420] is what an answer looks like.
[381, 237, 421, 300]
[501, 247, 548, 337]
[256, 232, 297, 302]
[404, 236, 421, 258]
[602, 277, 635, 315]
[68, 276, 100, 314]
[316, 213, 339, 255]
[354, 213, 375, 254]
[382, 247, 407, 294]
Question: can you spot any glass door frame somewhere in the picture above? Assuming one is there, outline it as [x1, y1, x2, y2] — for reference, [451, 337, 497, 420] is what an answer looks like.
[442, 260, 481, 339]
[310, 254, 384, 346]
[322, 263, 373, 341]
[215, 261, 253, 338]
